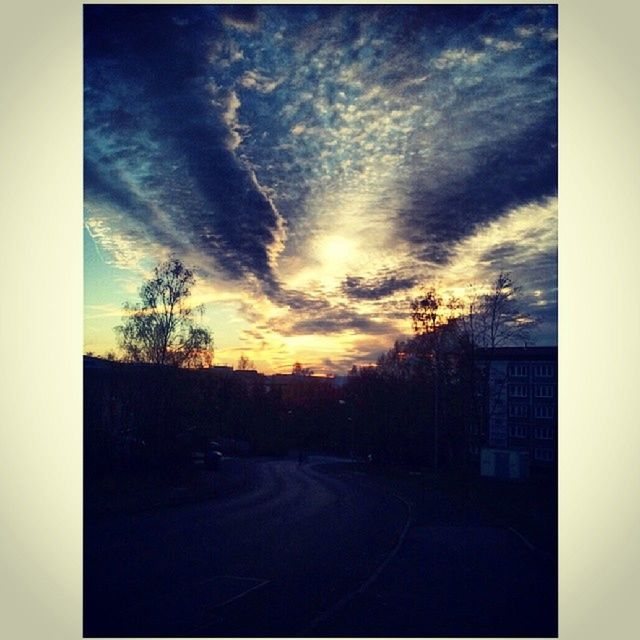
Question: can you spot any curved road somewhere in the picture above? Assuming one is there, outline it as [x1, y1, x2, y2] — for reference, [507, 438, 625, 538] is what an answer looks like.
[84, 458, 410, 637]
[85, 457, 556, 637]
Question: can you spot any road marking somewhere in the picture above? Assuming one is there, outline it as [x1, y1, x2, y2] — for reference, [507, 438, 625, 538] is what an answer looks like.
[188, 575, 271, 634]
[302, 489, 413, 635]
[209, 576, 271, 608]
[508, 526, 554, 559]
[508, 526, 535, 551]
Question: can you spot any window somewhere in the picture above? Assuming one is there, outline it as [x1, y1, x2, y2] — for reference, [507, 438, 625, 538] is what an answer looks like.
[509, 424, 527, 438]
[534, 448, 554, 462]
[508, 364, 528, 377]
[534, 426, 554, 440]
[509, 384, 528, 398]
[509, 404, 528, 418]
[535, 385, 554, 398]
[534, 364, 554, 377]
[534, 405, 554, 419]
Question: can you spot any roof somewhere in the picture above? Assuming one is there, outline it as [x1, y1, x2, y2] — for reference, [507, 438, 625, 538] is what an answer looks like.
[475, 346, 557, 362]
[83, 355, 118, 369]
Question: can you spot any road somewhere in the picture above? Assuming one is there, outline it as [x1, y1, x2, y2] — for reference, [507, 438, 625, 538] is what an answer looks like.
[84, 458, 556, 637]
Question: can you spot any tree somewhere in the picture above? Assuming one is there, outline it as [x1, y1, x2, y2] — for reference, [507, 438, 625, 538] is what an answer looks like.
[476, 272, 535, 349]
[455, 273, 536, 456]
[410, 288, 454, 471]
[237, 354, 255, 371]
[411, 288, 442, 336]
[116, 258, 213, 367]
[292, 362, 313, 376]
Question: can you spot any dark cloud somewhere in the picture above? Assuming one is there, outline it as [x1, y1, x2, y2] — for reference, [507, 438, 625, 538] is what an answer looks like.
[84, 5, 284, 285]
[267, 288, 398, 336]
[277, 289, 332, 313]
[218, 5, 260, 31]
[399, 115, 557, 263]
[289, 311, 396, 336]
[342, 275, 417, 300]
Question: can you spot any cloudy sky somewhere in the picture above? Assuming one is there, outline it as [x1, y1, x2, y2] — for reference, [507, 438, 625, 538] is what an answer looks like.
[84, 4, 557, 374]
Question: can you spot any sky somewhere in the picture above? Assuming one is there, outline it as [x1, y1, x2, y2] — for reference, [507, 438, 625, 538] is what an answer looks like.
[84, 4, 557, 375]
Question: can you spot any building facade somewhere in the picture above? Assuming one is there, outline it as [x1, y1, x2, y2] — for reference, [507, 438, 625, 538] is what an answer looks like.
[477, 347, 557, 469]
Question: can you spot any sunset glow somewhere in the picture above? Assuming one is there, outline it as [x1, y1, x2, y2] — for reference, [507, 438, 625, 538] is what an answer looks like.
[84, 5, 557, 373]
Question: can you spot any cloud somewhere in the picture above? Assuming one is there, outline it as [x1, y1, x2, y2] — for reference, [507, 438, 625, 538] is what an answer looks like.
[84, 5, 286, 287]
[266, 288, 399, 337]
[288, 310, 396, 336]
[433, 48, 486, 70]
[341, 275, 417, 300]
[84, 5, 558, 367]
[218, 5, 260, 32]
[238, 70, 280, 94]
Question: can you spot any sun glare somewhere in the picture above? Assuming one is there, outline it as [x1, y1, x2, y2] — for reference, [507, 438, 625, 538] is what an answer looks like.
[317, 235, 357, 265]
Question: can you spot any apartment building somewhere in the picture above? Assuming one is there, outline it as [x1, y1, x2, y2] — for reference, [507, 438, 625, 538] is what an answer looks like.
[477, 347, 557, 470]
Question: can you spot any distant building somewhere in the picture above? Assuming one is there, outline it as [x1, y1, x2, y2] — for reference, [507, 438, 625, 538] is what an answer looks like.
[477, 347, 557, 470]
[210, 365, 234, 377]
[266, 373, 336, 402]
[232, 369, 265, 388]
[83, 354, 117, 370]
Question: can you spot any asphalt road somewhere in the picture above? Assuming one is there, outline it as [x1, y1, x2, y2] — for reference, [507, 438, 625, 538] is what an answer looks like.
[84, 458, 556, 637]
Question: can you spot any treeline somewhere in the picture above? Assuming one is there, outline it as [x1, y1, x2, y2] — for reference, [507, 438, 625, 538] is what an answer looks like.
[84, 364, 350, 478]
[85, 269, 539, 477]
[343, 271, 537, 469]
[346, 328, 480, 469]
[84, 331, 478, 478]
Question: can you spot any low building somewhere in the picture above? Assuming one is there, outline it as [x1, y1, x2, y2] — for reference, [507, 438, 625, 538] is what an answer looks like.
[266, 373, 336, 403]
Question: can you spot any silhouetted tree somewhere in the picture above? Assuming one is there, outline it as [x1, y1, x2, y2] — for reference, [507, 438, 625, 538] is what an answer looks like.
[116, 258, 213, 367]
[474, 272, 535, 349]
[411, 288, 442, 335]
[454, 272, 536, 459]
[410, 288, 461, 470]
[292, 362, 313, 376]
[237, 354, 255, 370]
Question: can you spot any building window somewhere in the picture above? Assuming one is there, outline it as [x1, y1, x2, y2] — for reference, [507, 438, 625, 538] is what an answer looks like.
[509, 424, 527, 438]
[508, 364, 528, 377]
[509, 404, 529, 418]
[534, 448, 554, 462]
[509, 384, 528, 398]
[534, 426, 554, 440]
[535, 385, 554, 398]
[534, 405, 554, 419]
[534, 364, 554, 377]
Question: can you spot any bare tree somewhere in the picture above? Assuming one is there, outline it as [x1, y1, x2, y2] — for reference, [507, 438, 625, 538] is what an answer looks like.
[115, 258, 213, 367]
[460, 272, 536, 451]
[476, 272, 535, 349]
[237, 354, 255, 370]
